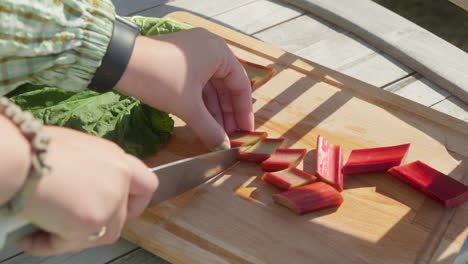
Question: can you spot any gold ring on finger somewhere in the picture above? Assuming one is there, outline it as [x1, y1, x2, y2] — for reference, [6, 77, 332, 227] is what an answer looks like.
[87, 226, 107, 241]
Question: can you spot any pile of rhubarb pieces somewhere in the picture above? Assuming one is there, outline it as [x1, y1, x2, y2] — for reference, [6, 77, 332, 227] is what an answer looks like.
[230, 131, 468, 215]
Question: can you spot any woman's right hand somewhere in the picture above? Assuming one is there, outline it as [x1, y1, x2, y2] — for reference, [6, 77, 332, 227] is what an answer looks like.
[17, 126, 158, 256]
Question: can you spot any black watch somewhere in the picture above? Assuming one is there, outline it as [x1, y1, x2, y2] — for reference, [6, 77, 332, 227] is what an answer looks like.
[88, 16, 140, 93]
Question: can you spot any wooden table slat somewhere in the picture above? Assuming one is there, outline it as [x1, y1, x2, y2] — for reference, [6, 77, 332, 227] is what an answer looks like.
[382, 74, 468, 122]
[432, 96, 468, 123]
[211, 0, 303, 35]
[111, 0, 169, 16]
[0, 244, 21, 263]
[384, 74, 451, 107]
[279, 0, 468, 105]
[254, 14, 412, 87]
[109, 249, 169, 264]
[337, 51, 412, 88]
[135, 0, 258, 19]
[254, 15, 344, 53]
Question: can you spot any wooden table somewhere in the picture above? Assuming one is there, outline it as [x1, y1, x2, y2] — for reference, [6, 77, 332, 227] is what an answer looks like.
[1, 0, 466, 263]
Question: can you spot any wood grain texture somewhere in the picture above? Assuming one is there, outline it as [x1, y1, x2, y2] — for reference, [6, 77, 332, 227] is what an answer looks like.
[1, 239, 137, 264]
[279, 0, 468, 104]
[212, 0, 302, 35]
[254, 15, 411, 87]
[121, 12, 468, 264]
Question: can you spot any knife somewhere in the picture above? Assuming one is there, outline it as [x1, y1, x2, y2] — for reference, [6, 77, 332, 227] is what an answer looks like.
[0, 147, 239, 249]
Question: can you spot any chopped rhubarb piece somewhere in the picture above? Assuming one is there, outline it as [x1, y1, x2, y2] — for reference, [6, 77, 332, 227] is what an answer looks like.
[273, 182, 343, 215]
[238, 58, 276, 89]
[315, 136, 344, 191]
[388, 161, 468, 208]
[262, 148, 307, 172]
[342, 143, 410, 175]
[237, 138, 285, 163]
[261, 167, 317, 190]
[229, 130, 267, 147]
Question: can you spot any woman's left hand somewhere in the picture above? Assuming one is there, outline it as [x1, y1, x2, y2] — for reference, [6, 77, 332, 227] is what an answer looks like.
[115, 28, 254, 150]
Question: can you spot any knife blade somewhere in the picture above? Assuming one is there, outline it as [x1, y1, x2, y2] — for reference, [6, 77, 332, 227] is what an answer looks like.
[0, 147, 239, 248]
[148, 147, 239, 206]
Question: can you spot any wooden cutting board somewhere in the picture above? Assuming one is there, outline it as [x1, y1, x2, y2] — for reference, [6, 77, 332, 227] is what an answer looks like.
[122, 12, 468, 264]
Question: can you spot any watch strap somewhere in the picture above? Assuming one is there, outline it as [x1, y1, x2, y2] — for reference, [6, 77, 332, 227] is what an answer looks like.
[88, 16, 140, 93]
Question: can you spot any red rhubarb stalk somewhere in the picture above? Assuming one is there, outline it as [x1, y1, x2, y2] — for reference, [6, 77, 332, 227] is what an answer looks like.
[262, 148, 307, 172]
[342, 143, 410, 175]
[388, 161, 468, 208]
[273, 182, 343, 215]
[229, 130, 267, 147]
[238, 58, 276, 89]
[261, 167, 317, 190]
[315, 136, 344, 192]
[237, 137, 286, 163]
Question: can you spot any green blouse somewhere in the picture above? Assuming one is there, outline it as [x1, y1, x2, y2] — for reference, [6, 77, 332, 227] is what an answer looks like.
[0, 0, 115, 95]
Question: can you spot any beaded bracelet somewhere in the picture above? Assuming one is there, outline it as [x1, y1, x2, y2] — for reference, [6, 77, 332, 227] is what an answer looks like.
[0, 96, 50, 216]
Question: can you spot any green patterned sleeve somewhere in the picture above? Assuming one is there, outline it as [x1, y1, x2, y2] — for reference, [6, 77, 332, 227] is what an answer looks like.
[0, 0, 116, 95]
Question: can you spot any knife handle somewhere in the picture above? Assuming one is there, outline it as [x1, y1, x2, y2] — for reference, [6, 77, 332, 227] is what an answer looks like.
[0, 215, 39, 249]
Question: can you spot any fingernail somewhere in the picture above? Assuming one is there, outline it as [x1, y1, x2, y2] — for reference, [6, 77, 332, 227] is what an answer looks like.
[214, 141, 231, 151]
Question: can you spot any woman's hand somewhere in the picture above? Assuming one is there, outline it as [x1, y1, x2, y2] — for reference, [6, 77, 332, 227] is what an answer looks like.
[17, 126, 158, 256]
[115, 28, 254, 150]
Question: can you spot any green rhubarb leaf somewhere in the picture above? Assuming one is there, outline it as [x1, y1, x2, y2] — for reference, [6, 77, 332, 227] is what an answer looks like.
[9, 84, 173, 158]
[127, 16, 194, 35]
